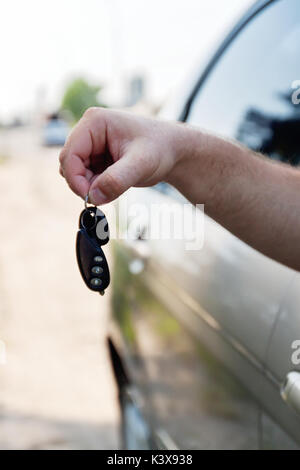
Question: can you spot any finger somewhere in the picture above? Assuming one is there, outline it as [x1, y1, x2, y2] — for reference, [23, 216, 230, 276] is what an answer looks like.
[89, 142, 154, 205]
[59, 108, 108, 198]
[63, 153, 90, 197]
[85, 168, 94, 182]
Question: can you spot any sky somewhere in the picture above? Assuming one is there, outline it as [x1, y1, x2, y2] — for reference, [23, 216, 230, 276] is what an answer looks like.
[0, 0, 251, 122]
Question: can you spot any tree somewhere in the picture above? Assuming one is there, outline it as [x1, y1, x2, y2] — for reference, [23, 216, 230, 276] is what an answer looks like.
[61, 78, 105, 122]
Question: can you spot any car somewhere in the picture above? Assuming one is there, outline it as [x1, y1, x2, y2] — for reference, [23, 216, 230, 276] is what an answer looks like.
[42, 115, 69, 146]
[107, 0, 300, 450]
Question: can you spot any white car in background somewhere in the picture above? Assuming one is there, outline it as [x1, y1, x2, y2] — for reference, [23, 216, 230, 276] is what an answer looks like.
[43, 115, 69, 146]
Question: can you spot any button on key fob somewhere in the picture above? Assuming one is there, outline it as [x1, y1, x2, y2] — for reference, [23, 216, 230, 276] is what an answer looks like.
[76, 200, 110, 295]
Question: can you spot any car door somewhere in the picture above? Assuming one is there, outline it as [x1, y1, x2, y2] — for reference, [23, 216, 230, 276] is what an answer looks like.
[183, 0, 300, 449]
[112, 0, 300, 449]
[262, 275, 300, 449]
[115, 186, 261, 449]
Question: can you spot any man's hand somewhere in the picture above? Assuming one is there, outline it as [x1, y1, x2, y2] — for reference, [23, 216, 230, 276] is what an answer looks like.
[59, 106, 300, 271]
[59, 107, 182, 205]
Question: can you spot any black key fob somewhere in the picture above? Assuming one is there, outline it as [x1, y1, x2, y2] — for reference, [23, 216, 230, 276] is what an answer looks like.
[76, 205, 110, 294]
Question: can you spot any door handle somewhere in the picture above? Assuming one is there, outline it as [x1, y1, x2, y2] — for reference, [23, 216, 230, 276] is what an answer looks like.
[281, 371, 300, 415]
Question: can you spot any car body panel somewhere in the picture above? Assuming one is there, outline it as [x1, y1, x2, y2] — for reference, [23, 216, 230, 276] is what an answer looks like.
[108, 0, 300, 449]
[266, 275, 300, 382]
[260, 274, 300, 447]
[110, 187, 294, 449]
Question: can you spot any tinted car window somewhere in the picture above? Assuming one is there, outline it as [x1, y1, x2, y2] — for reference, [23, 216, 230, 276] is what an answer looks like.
[187, 0, 300, 165]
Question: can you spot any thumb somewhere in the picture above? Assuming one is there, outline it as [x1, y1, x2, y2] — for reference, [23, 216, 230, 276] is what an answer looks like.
[88, 142, 153, 205]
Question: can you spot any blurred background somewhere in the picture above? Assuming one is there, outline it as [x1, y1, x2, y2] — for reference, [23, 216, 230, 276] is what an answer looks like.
[0, 0, 250, 449]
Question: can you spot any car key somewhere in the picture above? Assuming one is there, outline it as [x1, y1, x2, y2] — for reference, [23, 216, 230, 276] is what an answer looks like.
[76, 196, 110, 295]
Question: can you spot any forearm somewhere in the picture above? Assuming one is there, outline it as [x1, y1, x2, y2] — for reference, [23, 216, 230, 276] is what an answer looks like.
[59, 108, 300, 271]
[168, 125, 300, 271]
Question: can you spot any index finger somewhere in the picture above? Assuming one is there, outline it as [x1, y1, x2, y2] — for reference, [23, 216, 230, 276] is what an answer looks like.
[59, 108, 107, 198]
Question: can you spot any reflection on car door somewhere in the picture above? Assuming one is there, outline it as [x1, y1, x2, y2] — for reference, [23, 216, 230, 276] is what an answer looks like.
[112, 0, 300, 449]
[114, 187, 260, 449]
[183, 0, 300, 448]
[262, 275, 300, 448]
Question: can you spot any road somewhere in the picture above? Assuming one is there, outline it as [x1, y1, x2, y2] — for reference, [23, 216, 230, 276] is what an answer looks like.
[0, 127, 119, 449]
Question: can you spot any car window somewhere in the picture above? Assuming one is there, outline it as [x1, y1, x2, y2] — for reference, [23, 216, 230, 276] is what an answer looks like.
[187, 0, 300, 165]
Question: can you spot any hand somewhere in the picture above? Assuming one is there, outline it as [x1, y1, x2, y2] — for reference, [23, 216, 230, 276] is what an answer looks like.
[59, 107, 182, 205]
[59, 107, 300, 272]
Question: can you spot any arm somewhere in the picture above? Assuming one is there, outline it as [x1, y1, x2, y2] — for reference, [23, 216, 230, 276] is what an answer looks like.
[59, 107, 300, 271]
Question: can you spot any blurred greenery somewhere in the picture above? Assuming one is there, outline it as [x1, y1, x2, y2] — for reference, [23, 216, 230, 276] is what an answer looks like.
[61, 78, 106, 122]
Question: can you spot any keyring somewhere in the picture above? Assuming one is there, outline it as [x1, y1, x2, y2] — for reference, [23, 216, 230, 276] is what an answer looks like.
[84, 194, 89, 210]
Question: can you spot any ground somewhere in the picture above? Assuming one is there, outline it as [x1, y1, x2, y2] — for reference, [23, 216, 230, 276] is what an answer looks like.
[0, 127, 119, 450]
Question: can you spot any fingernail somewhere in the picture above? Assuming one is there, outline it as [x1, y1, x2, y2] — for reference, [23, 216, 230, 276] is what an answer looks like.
[89, 188, 107, 205]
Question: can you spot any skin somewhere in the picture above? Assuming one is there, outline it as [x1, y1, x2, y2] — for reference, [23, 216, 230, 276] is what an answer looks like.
[59, 107, 300, 271]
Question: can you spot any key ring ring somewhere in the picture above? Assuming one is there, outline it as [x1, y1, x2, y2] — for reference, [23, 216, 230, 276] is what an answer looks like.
[84, 194, 89, 210]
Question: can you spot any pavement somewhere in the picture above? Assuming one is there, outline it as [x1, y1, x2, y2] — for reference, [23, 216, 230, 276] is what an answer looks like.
[0, 126, 119, 449]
